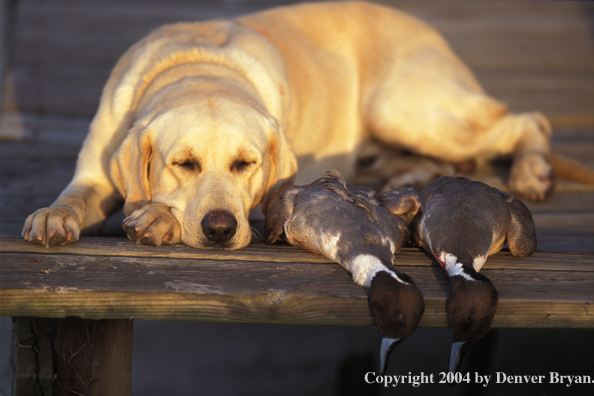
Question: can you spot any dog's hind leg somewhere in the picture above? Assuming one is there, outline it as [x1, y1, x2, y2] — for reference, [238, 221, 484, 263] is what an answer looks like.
[484, 112, 553, 200]
[363, 44, 553, 200]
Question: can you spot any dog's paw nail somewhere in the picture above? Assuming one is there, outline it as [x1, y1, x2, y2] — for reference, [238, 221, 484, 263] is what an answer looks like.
[48, 230, 55, 238]
[36, 233, 43, 241]
[144, 231, 152, 238]
[135, 226, 141, 232]
[66, 232, 73, 241]
[163, 234, 170, 242]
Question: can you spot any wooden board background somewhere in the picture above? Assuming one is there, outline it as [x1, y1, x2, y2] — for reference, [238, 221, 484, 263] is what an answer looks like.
[1, 0, 593, 122]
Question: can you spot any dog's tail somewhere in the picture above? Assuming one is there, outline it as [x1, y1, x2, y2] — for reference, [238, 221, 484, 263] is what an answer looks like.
[547, 153, 594, 185]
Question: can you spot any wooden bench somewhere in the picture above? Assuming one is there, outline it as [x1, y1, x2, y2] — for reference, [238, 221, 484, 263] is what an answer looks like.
[2, 235, 593, 394]
[3, 237, 594, 328]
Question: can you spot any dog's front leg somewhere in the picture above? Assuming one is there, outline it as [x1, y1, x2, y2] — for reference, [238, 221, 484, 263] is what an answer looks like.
[121, 203, 181, 246]
[22, 184, 120, 247]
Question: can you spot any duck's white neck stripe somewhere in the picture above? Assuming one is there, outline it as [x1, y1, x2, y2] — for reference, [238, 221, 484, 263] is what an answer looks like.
[443, 253, 477, 282]
[472, 254, 488, 272]
[348, 254, 409, 287]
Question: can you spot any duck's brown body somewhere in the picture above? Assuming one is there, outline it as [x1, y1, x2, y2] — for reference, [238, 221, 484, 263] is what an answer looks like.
[265, 170, 424, 373]
[415, 176, 536, 273]
[413, 176, 536, 373]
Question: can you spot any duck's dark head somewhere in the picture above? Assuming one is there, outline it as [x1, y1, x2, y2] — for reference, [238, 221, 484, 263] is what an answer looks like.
[446, 272, 499, 373]
[368, 269, 425, 374]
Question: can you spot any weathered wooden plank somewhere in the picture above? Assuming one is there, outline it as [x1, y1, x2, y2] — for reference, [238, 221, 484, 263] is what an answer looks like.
[2, 251, 592, 301]
[3, 288, 591, 330]
[1, 249, 593, 328]
[553, 142, 594, 169]
[4, 0, 593, 121]
[533, 212, 594, 229]
[2, 237, 594, 271]
[534, 228, 594, 256]
[525, 191, 594, 212]
[1, 252, 593, 301]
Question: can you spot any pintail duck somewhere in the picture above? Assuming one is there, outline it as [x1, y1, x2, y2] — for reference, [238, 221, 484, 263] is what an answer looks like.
[413, 176, 536, 373]
[264, 170, 425, 374]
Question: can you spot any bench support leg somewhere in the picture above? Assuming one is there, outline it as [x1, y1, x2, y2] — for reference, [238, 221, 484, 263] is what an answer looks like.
[14, 317, 133, 396]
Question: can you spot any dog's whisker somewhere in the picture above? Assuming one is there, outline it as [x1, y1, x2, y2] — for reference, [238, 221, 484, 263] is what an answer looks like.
[250, 226, 263, 244]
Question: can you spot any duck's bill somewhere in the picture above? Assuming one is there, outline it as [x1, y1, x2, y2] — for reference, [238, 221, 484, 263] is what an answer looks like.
[378, 335, 401, 374]
[448, 340, 469, 375]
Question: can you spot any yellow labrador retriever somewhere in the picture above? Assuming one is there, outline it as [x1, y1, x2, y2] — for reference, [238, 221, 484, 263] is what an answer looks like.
[23, 2, 553, 250]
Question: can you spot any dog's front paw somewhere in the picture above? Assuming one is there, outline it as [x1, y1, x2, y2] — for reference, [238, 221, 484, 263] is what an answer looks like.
[509, 152, 554, 201]
[22, 206, 81, 247]
[122, 203, 181, 246]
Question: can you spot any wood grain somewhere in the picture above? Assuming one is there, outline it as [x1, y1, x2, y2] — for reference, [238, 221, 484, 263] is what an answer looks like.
[14, 318, 53, 396]
[2, 237, 593, 328]
[53, 318, 133, 396]
[13, 317, 133, 396]
[2, 237, 594, 270]
[3, 0, 593, 122]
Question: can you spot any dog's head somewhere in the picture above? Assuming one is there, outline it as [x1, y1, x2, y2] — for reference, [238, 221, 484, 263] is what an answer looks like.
[110, 93, 297, 249]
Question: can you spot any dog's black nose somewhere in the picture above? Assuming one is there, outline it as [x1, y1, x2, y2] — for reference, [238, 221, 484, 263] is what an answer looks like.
[201, 210, 237, 243]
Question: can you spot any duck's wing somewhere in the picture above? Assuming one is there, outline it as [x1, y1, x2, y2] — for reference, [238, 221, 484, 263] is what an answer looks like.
[377, 187, 421, 224]
[496, 190, 537, 257]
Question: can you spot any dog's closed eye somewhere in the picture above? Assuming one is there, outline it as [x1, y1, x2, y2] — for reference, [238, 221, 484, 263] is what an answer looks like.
[173, 159, 201, 172]
[232, 159, 255, 173]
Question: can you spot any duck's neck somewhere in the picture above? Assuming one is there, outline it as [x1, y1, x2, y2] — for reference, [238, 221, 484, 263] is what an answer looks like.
[441, 252, 484, 282]
[347, 254, 409, 288]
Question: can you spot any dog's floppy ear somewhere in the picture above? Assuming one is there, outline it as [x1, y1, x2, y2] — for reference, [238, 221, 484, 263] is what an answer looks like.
[262, 118, 298, 213]
[110, 124, 153, 216]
